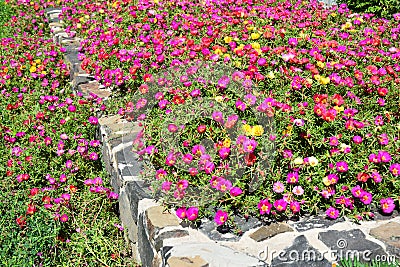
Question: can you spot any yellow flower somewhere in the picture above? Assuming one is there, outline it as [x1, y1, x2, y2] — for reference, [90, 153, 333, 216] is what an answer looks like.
[251, 42, 260, 49]
[235, 61, 241, 68]
[316, 61, 325, 68]
[99, 9, 104, 13]
[314, 74, 321, 82]
[252, 125, 264, 136]
[35, 59, 41, 64]
[223, 54, 230, 59]
[29, 66, 37, 73]
[333, 106, 344, 113]
[76, 23, 82, 29]
[323, 176, 331, 186]
[215, 96, 224, 102]
[214, 48, 223, 55]
[293, 157, 304, 165]
[282, 125, 293, 136]
[247, 26, 255, 31]
[266, 71, 275, 79]
[320, 77, 330, 85]
[224, 36, 232, 43]
[223, 138, 231, 147]
[251, 33, 260, 40]
[242, 124, 252, 135]
[330, 12, 337, 17]
[306, 78, 313, 84]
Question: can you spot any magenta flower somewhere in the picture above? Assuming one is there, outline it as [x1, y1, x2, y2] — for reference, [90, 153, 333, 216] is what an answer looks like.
[329, 136, 339, 146]
[65, 160, 73, 169]
[286, 172, 299, 184]
[168, 124, 178, 133]
[274, 199, 287, 212]
[176, 207, 186, 219]
[352, 136, 362, 144]
[380, 198, 395, 214]
[371, 171, 382, 183]
[336, 161, 348, 172]
[155, 169, 167, 180]
[290, 201, 301, 214]
[218, 147, 230, 159]
[88, 116, 98, 125]
[230, 187, 243, 197]
[182, 153, 193, 164]
[89, 152, 98, 161]
[258, 199, 272, 215]
[235, 100, 247, 111]
[325, 207, 339, 219]
[377, 150, 392, 163]
[176, 180, 189, 191]
[204, 161, 215, 174]
[327, 174, 339, 185]
[165, 152, 176, 166]
[186, 207, 199, 221]
[243, 139, 257, 153]
[212, 111, 224, 124]
[351, 185, 364, 198]
[191, 144, 206, 156]
[214, 210, 228, 225]
[60, 214, 69, 222]
[216, 179, 232, 192]
[389, 163, 400, 176]
[360, 191, 372, 205]
[161, 181, 172, 192]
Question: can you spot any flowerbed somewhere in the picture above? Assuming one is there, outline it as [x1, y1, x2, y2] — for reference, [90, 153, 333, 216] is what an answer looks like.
[0, 1, 133, 265]
[56, 0, 400, 231]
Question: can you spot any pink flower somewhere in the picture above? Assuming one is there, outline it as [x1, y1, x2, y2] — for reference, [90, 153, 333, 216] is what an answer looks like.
[377, 150, 392, 163]
[351, 185, 364, 198]
[230, 187, 243, 197]
[290, 201, 300, 214]
[360, 191, 372, 205]
[273, 199, 287, 212]
[218, 147, 230, 160]
[89, 152, 98, 160]
[165, 152, 176, 166]
[155, 169, 167, 180]
[380, 198, 395, 214]
[352, 136, 362, 144]
[186, 207, 199, 221]
[176, 180, 189, 191]
[176, 207, 186, 219]
[336, 161, 348, 172]
[325, 207, 339, 219]
[389, 163, 400, 176]
[60, 214, 69, 222]
[258, 199, 272, 215]
[243, 139, 257, 153]
[286, 172, 299, 184]
[216, 179, 232, 192]
[161, 181, 172, 192]
[292, 186, 304, 196]
[214, 210, 228, 225]
[273, 182, 285, 193]
[182, 154, 193, 164]
[88, 116, 98, 125]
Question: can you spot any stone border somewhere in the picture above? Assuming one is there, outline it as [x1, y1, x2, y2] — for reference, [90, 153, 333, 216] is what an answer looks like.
[46, 8, 399, 267]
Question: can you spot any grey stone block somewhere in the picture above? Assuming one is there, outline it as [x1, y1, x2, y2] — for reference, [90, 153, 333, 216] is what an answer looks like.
[319, 229, 388, 264]
[271, 235, 330, 267]
[289, 215, 345, 232]
[126, 181, 151, 223]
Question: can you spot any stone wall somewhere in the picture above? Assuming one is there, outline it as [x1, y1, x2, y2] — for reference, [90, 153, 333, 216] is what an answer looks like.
[46, 8, 399, 267]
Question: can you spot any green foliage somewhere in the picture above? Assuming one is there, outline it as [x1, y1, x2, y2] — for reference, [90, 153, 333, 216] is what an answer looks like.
[337, 0, 400, 19]
[0, 0, 13, 37]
